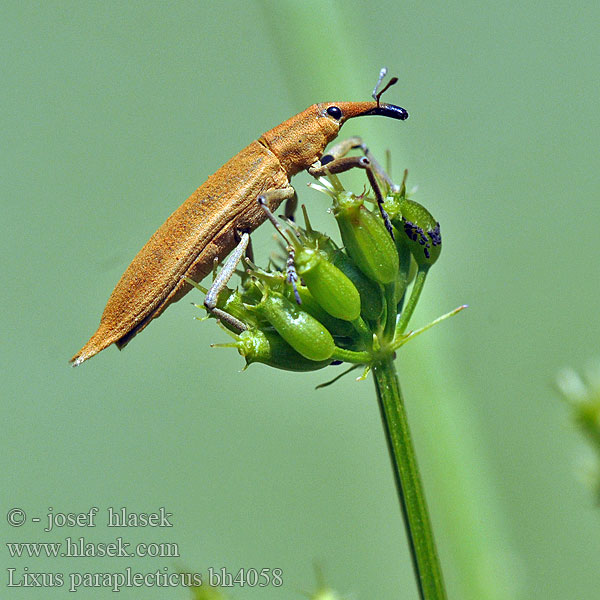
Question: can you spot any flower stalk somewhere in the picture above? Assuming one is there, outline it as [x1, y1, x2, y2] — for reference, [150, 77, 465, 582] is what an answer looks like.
[373, 356, 447, 600]
[196, 158, 464, 600]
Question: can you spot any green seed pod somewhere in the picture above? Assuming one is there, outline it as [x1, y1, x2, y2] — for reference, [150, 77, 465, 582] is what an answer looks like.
[284, 284, 355, 338]
[334, 193, 399, 284]
[252, 291, 335, 361]
[398, 198, 442, 267]
[331, 249, 384, 321]
[295, 246, 361, 321]
[236, 328, 332, 372]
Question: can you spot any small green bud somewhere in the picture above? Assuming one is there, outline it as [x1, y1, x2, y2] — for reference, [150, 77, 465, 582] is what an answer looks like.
[334, 193, 399, 284]
[239, 276, 266, 305]
[252, 290, 335, 361]
[331, 249, 384, 321]
[208, 287, 259, 332]
[397, 198, 442, 267]
[236, 328, 332, 372]
[295, 246, 361, 321]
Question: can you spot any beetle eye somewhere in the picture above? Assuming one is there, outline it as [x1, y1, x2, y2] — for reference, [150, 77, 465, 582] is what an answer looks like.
[326, 106, 342, 120]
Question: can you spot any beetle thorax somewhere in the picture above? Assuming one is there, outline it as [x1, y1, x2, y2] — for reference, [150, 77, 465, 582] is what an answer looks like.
[258, 104, 340, 178]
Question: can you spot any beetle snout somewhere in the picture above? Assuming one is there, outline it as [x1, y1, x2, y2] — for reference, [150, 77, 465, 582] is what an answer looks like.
[336, 101, 409, 122]
[362, 103, 408, 120]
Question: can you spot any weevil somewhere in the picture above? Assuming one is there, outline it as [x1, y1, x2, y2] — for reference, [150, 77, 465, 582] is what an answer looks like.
[71, 71, 408, 365]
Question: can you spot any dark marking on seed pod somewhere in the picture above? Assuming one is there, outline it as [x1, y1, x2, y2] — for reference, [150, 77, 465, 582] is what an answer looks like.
[403, 217, 439, 260]
[428, 223, 442, 247]
[403, 219, 418, 241]
[403, 218, 428, 246]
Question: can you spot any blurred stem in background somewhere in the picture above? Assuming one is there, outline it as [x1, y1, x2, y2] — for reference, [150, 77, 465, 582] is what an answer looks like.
[557, 363, 600, 502]
[259, 3, 520, 599]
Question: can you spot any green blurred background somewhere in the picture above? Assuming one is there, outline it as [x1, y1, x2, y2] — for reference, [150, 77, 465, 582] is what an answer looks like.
[2, 2, 599, 598]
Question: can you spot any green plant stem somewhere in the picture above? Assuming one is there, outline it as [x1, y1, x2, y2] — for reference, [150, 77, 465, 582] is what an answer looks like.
[383, 281, 398, 341]
[352, 315, 374, 348]
[372, 356, 447, 600]
[331, 347, 371, 364]
[396, 268, 428, 336]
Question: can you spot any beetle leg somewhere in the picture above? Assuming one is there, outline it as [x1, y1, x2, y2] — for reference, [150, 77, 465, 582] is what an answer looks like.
[258, 186, 296, 213]
[317, 136, 364, 165]
[315, 137, 397, 192]
[359, 145, 398, 192]
[285, 247, 301, 305]
[257, 196, 301, 304]
[309, 155, 395, 239]
[245, 235, 255, 263]
[204, 233, 250, 332]
[283, 189, 298, 221]
[204, 187, 296, 331]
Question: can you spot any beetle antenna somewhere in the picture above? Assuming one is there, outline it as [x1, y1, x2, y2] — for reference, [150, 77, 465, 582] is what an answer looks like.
[372, 67, 399, 107]
[376, 78, 399, 106]
[372, 67, 388, 101]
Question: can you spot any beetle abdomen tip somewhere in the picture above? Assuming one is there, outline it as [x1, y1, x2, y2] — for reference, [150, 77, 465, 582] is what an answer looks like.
[70, 325, 122, 366]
